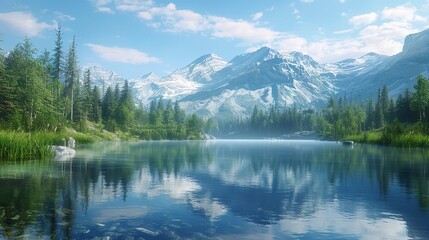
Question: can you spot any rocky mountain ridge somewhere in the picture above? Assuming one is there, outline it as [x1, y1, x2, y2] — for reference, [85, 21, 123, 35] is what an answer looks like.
[83, 28, 429, 119]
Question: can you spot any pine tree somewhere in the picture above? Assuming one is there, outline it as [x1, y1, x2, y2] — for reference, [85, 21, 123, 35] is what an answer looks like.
[116, 80, 134, 129]
[173, 101, 185, 124]
[0, 46, 17, 125]
[90, 86, 102, 123]
[381, 85, 389, 117]
[73, 82, 85, 126]
[81, 69, 92, 121]
[134, 101, 147, 126]
[375, 89, 384, 128]
[52, 23, 63, 81]
[387, 99, 395, 123]
[64, 35, 78, 121]
[363, 100, 374, 130]
[149, 99, 157, 125]
[102, 86, 115, 122]
[163, 101, 174, 125]
[411, 75, 429, 121]
[5, 38, 53, 130]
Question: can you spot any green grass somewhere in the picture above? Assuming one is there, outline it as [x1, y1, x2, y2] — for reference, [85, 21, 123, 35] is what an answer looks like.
[0, 131, 99, 161]
[387, 133, 429, 148]
[345, 131, 382, 144]
[344, 130, 429, 148]
[0, 132, 54, 161]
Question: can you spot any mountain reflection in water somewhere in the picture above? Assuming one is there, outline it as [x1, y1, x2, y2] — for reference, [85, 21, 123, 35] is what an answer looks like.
[0, 140, 428, 239]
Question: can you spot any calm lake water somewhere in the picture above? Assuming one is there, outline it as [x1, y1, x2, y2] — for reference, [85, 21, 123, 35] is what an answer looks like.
[0, 140, 428, 239]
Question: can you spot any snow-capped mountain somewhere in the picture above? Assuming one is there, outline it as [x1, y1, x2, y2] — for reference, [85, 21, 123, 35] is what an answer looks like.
[180, 47, 336, 118]
[127, 53, 228, 105]
[170, 54, 228, 83]
[325, 52, 387, 77]
[81, 65, 127, 95]
[128, 72, 161, 104]
[83, 28, 429, 119]
[335, 28, 429, 98]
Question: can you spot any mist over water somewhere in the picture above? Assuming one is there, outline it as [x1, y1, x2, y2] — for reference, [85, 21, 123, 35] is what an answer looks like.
[0, 140, 428, 239]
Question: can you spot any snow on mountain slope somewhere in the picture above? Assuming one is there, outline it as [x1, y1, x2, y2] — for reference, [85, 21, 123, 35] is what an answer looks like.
[81, 65, 127, 94]
[180, 47, 337, 119]
[325, 52, 387, 77]
[128, 73, 161, 104]
[170, 54, 228, 83]
[333, 29, 429, 98]
[128, 53, 228, 105]
[83, 28, 429, 119]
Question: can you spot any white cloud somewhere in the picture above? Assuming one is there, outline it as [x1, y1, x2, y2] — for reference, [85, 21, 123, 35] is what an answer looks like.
[272, 6, 421, 64]
[349, 12, 378, 27]
[137, 3, 278, 43]
[91, 0, 153, 13]
[209, 16, 279, 43]
[333, 29, 353, 34]
[86, 43, 160, 64]
[98, 7, 114, 13]
[382, 4, 426, 23]
[54, 11, 76, 21]
[272, 35, 308, 52]
[301, 0, 314, 3]
[116, 0, 153, 11]
[289, 4, 301, 20]
[138, 3, 209, 32]
[0, 11, 55, 37]
[92, 0, 113, 13]
[252, 12, 263, 21]
[89, 1, 426, 64]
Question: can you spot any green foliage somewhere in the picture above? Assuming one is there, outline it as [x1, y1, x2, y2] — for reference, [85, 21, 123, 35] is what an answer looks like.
[411, 75, 429, 121]
[0, 132, 54, 161]
[64, 35, 78, 121]
[0, 34, 208, 161]
[52, 23, 63, 80]
[221, 105, 316, 137]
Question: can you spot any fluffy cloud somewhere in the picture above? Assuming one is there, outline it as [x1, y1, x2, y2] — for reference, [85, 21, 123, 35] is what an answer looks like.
[300, 0, 314, 3]
[89, 1, 427, 64]
[286, 3, 425, 62]
[116, 0, 154, 11]
[252, 12, 263, 21]
[92, 0, 113, 13]
[0, 11, 55, 37]
[382, 4, 426, 22]
[92, 0, 153, 13]
[86, 43, 159, 64]
[54, 11, 76, 21]
[209, 16, 278, 43]
[349, 12, 378, 26]
[138, 3, 208, 32]
[137, 3, 278, 43]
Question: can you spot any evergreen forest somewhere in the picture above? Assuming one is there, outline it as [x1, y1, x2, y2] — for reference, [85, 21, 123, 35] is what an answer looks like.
[0, 24, 206, 142]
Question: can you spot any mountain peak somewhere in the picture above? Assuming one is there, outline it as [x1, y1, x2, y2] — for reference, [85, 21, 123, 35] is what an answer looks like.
[190, 53, 225, 66]
[168, 53, 227, 84]
[255, 46, 282, 58]
[198, 53, 221, 59]
[139, 72, 160, 80]
[229, 47, 282, 69]
[403, 29, 429, 57]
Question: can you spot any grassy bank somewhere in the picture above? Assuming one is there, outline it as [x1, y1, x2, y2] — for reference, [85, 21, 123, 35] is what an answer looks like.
[0, 130, 102, 161]
[344, 129, 429, 148]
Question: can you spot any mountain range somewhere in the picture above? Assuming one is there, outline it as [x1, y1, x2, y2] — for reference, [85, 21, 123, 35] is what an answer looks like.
[84, 28, 429, 119]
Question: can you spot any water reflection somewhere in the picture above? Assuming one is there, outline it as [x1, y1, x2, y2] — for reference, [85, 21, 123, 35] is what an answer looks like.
[0, 140, 428, 239]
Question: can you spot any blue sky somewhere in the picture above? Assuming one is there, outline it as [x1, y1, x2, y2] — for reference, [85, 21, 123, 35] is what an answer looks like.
[0, 0, 428, 78]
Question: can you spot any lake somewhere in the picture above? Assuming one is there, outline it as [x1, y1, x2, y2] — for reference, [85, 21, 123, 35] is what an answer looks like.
[0, 140, 428, 239]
